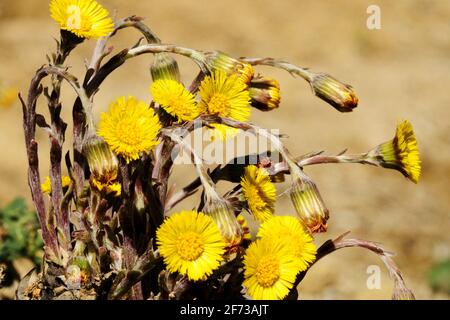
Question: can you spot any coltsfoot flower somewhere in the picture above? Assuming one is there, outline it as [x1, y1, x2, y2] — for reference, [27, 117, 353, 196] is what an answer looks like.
[199, 70, 251, 140]
[203, 51, 254, 85]
[257, 216, 317, 271]
[151, 79, 201, 121]
[249, 76, 281, 111]
[289, 176, 329, 233]
[241, 165, 276, 222]
[41, 175, 71, 195]
[49, 0, 114, 39]
[83, 136, 121, 196]
[156, 210, 226, 281]
[203, 198, 244, 249]
[367, 120, 421, 183]
[310, 72, 358, 112]
[98, 96, 161, 163]
[243, 236, 302, 300]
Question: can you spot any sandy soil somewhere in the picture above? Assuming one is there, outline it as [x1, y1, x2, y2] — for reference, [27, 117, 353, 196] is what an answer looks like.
[0, 0, 449, 299]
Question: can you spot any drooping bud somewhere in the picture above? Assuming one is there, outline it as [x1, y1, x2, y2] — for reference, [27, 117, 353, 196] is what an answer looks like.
[289, 175, 329, 233]
[82, 135, 121, 196]
[366, 120, 421, 183]
[203, 51, 254, 85]
[203, 196, 244, 249]
[249, 76, 281, 111]
[309, 72, 358, 112]
[151, 53, 181, 82]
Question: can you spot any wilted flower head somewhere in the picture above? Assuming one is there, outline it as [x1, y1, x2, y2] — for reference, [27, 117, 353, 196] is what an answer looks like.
[310, 72, 358, 112]
[367, 120, 421, 183]
[49, 0, 114, 39]
[249, 76, 281, 111]
[289, 175, 329, 233]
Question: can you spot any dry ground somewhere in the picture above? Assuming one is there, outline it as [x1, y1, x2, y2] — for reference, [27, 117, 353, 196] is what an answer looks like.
[0, 0, 449, 299]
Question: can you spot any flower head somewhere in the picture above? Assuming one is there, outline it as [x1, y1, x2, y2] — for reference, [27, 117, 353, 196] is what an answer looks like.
[203, 51, 254, 85]
[289, 176, 329, 233]
[368, 120, 421, 183]
[41, 175, 71, 195]
[249, 76, 281, 111]
[199, 70, 251, 140]
[156, 210, 226, 281]
[257, 216, 317, 271]
[151, 79, 201, 121]
[50, 0, 114, 39]
[203, 198, 244, 249]
[243, 237, 302, 300]
[241, 165, 276, 222]
[310, 72, 358, 112]
[83, 136, 121, 196]
[98, 96, 161, 163]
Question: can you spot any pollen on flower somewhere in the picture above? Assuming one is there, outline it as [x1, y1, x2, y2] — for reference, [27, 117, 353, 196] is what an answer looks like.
[256, 255, 280, 288]
[176, 232, 205, 261]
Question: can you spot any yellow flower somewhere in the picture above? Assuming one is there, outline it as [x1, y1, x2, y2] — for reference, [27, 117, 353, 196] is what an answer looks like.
[257, 216, 317, 271]
[249, 76, 281, 111]
[150, 79, 201, 121]
[156, 210, 226, 281]
[49, 0, 114, 39]
[0, 86, 18, 109]
[83, 135, 121, 196]
[98, 96, 161, 163]
[243, 237, 302, 300]
[199, 70, 251, 140]
[41, 175, 71, 195]
[241, 165, 276, 222]
[368, 120, 421, 183]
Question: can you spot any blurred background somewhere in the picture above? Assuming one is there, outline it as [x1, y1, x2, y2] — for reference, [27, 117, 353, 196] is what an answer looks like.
[0, 0, 449, 299]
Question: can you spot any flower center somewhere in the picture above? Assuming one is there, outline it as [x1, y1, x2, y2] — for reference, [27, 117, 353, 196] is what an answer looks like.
[256, 255, 280, 287]
[115, 120, 141, 146]
[176, 231, 204, 261]
[207, 94, 230, 116]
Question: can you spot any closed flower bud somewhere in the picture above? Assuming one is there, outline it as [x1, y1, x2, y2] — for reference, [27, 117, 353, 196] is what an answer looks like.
[289, 176, 329, 233]
[203, 197, 244, 249]
[151, 53, 181, 82]
[203, 51, 254, 85]
[366, 120, 421, 183]
[310, 72, 358, 112]
[82, 136, 121, 196]
[249, 76, 281, 111]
